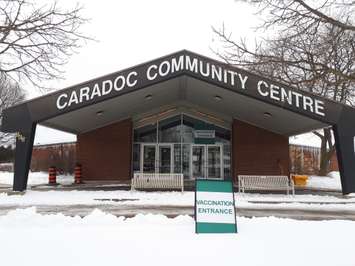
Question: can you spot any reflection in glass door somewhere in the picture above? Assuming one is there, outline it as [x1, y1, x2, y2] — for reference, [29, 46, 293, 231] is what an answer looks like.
[192, 145, 205, 179]
[207, 145, 222, 179]
[141, 144, 173, 174]
[159, 145, 172, 173]
[191, 145, 223, 179]
[142, 145, 156, 173]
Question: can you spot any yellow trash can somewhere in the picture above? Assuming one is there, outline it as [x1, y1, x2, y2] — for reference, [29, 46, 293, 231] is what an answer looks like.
[292, 174, 308, 186]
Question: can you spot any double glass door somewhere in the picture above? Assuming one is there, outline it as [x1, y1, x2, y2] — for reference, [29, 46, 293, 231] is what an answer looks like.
[191, 144, 223, 180]
[141, 144, 173, 174]
[140, 143, 223, 179]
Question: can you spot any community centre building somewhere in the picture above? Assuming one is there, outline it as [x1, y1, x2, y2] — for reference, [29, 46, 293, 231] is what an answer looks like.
[2, 50, 355, 194]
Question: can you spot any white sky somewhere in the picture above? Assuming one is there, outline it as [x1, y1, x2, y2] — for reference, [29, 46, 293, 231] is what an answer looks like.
[33, 0, 259, 145]
[31, 0, 320, 147]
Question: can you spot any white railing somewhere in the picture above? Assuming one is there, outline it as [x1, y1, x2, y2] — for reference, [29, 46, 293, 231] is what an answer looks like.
[238, 175, 295, 195]
[131, 173, 184, 192]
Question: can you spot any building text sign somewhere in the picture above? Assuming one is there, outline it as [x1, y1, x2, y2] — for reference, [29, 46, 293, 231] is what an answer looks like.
[55, 52, 326, 118]
[195, 179, 237, 234]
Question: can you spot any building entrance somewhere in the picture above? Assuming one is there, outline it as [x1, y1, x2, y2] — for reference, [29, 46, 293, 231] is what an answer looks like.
[141, 144, 173, 174]
[134, 113, 231, 180]
[191, 144, 223, 179]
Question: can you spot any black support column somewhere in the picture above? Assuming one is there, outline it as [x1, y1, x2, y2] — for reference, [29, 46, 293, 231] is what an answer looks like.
[333, 108, 355, 195]
[13, 123, 36, 191]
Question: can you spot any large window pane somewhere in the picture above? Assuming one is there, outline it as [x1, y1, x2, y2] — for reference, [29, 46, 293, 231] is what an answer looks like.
[158, 115, 181, 143]
[133, 114, 231, 180]
[134, 123, 157, 142]
[133, 143, 140, 172]
[182, 144, 191, 179]
[223, 144, 231, 180]
[173, 144, 182, 173]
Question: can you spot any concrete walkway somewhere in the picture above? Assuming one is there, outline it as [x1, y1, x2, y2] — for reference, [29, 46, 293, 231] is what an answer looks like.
[1, 182, 353, 220]
[1, 202, 355, 221]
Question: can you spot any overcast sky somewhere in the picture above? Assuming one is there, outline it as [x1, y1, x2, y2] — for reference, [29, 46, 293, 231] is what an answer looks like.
[33, 0, 260, 145]
[31, 0, 320, 147]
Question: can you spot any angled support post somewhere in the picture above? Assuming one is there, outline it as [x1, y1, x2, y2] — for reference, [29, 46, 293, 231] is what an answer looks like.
[333, 108, 355, 195]
[13, 123, 36, 191]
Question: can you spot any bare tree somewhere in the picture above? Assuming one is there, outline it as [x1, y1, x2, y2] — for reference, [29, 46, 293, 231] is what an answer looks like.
[0, 73, 25, 146]
[0, 0, 90, 88]
[213, 0, 355, 175]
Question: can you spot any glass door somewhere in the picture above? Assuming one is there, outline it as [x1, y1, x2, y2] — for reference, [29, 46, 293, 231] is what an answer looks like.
[191, 145, 206, 179]
[141, 144, 173, 174]
[207, 145, 222, 179]
[142, 144, 156, 173]
[158, 144, 172, 173]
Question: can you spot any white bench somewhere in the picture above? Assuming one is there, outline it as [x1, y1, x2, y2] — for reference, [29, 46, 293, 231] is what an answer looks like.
[238, 175, 295, 195]
[131, 173, 184, 192]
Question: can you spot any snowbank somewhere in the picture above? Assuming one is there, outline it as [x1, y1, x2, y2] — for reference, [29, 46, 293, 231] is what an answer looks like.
[307, 171, 342, 191]
[0, 171, 344, 191]
[0, 208, 354, 266]
[1, 190, 354, 212]
[289, 132, 321, 147]
[0, 171, 74, 185]
[0, 190, 195, 206]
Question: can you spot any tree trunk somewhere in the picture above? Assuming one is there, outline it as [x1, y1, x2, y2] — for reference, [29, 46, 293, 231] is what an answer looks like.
[317, 128, 336, 176]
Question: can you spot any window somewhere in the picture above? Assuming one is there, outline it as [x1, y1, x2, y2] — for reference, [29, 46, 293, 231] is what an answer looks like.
[134, 124, 157, 142]
[133, 113, 231, 179]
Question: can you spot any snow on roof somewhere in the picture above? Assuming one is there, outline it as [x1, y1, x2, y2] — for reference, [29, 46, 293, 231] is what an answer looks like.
[289, 132, 321, 148]
[34, 125, 76, 146]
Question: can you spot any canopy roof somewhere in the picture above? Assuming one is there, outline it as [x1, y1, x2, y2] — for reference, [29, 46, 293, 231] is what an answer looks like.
[2, 50, 348, 136]
[4, 50, 355, 194]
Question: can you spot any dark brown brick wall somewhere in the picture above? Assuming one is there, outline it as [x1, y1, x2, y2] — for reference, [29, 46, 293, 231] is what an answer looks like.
[232, 119, 290, 180]
[329, 151, 339, 172]
[77, 119, 132, 181]
[31, 142, 76, 174]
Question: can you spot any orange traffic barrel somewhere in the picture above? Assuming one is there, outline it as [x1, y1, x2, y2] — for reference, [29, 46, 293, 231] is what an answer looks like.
[74, 163, 83, 184]
[48, 166, 57, 185]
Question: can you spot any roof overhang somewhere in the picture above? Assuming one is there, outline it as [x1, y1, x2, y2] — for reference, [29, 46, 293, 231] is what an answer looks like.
[5, 50, 355, 194]
[1, 50, 350, 136]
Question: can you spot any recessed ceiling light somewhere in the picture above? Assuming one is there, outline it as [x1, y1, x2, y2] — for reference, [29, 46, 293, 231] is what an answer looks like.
[96, 110, 104, 116]
[214, 95, 222, 101]
[263, 112, 272, 118]
[145, 94, 153, 100]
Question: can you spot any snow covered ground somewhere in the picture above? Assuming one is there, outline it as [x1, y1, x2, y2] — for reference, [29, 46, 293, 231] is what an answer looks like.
[0, 171, 349, 211]
[0, 171, 354, 265]
[1, 189, 354, 216]
[0, 170, 352, 214]
[0, 171, 74, 186]
[0, 208, 355, 266]
[0, 171, 343, 191]
[306, 171, 342, 191]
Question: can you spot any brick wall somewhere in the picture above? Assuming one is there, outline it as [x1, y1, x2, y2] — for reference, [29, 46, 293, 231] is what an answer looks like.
[289, 145, 339, 174]
[329, 152, 339, 172]
[289, 145, 320, 175]
[31, 142, 76, 174]
[232, 119, 290, 179]
[30, 119, 340, 180]
[76, 119, 133, 181]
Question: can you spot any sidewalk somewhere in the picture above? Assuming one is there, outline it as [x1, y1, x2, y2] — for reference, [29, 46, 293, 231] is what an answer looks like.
[1, 181, 354, 220]
[1, 202, 355, 220]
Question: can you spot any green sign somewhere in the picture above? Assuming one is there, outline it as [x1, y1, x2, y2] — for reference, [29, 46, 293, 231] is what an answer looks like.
[194, 122, 215, 144]
[195, 179, 237, 233]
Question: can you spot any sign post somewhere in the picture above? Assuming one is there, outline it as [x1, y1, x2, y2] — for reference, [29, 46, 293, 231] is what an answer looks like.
[195, 179, 237, 233]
